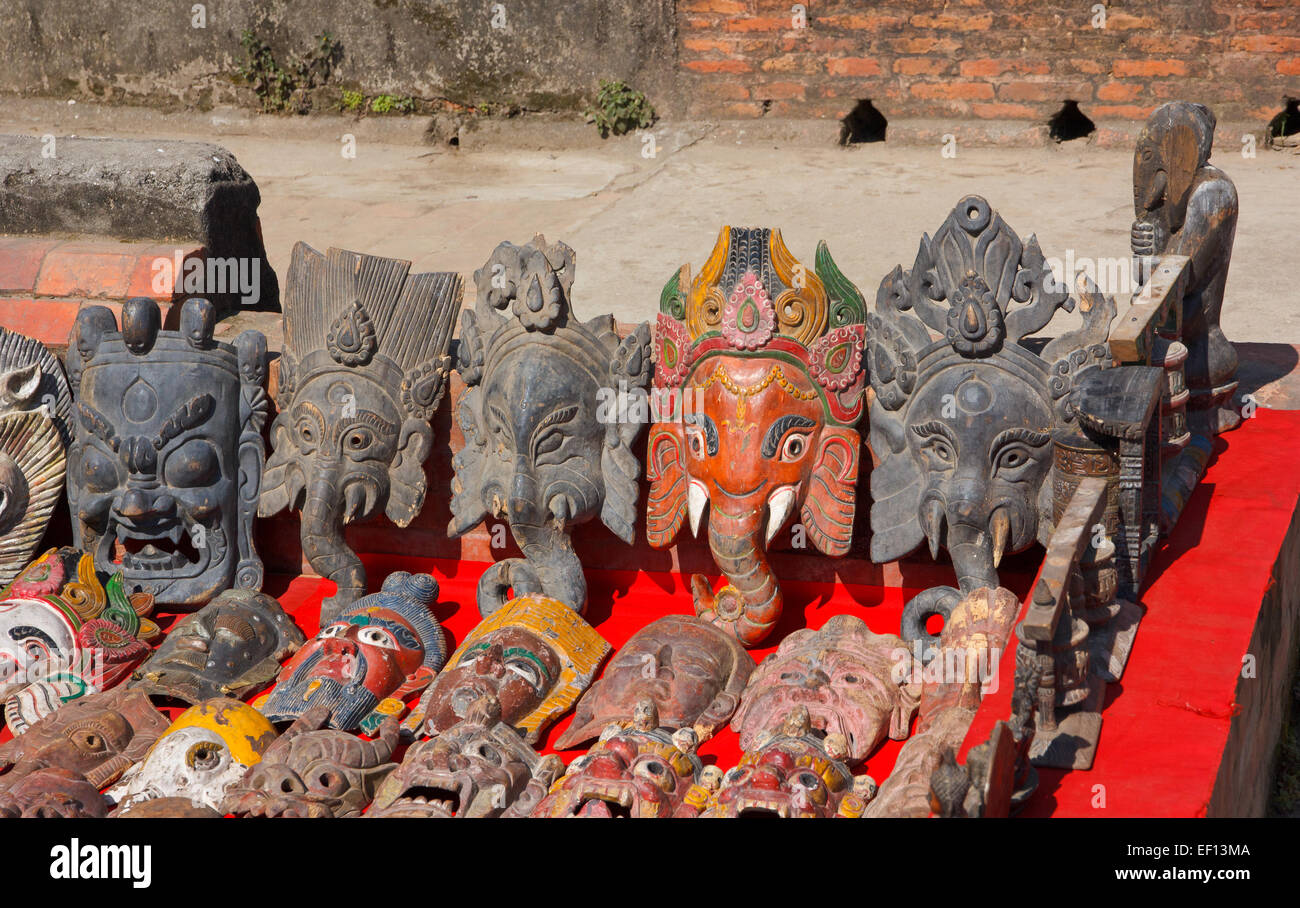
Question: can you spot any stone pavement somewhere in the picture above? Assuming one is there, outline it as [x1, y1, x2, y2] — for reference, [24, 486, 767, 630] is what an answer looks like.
[3, 101, 1298, 404]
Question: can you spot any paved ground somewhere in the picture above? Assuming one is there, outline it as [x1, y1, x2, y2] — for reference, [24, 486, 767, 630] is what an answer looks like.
[4, 102, 1299, 400]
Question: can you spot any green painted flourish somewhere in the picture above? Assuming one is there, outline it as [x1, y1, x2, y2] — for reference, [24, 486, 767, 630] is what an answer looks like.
[815, 241, 867, 328]
[103, 574, 141, 637]
[659, 268, 687, 320]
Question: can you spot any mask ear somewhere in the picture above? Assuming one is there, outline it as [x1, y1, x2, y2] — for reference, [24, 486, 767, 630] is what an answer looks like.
[645, 423, 687, 548]
[448, 389, 489, 537]
[600, 432, 641, 545]
[868, 411, 925, 562]
[386, 420, 432, 527]
[800, 426, 861, 557]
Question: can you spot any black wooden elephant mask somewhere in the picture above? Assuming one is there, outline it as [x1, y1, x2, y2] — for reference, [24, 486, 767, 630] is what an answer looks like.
[65, 298, 268, 608]
[260, 244, 462, 625]
[868, 196, 1117, 643]
[450, 235, 651, 616]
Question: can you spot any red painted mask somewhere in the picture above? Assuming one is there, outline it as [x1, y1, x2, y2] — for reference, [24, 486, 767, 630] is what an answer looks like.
[646, 227, 866, 646]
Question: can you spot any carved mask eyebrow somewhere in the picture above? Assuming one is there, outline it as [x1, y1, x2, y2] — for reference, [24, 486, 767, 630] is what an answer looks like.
[683, 412, 719, 456]
[76, 401, 120, 452]
[910, 420, 957, 443]
[154, 394, 216, 450]
[529, 403, 578, 457]
[761, 414, 816, 458]
[988, 426, 1051, 454]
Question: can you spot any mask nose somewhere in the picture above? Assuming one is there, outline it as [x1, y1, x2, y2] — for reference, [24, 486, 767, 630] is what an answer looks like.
[803, 669, 829, 690]
[117, 489, 176, 521]
[474, 644, 505, 677]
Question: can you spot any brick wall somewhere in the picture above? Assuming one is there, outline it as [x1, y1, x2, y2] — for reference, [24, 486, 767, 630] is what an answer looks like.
[677, 0, 1300, 124]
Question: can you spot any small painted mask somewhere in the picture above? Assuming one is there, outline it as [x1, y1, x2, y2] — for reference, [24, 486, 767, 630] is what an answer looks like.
[646, 227, 867, 646]
[554, 614, 754, 750]
[450, 236, 651, 617]
[370, 694, 561, 817]
[731, 614, 920, 766]
[107, 697, 278, 813]
[131, 588, 305, 704]
[0, 548, 156, 732]
[525, 699, 701, 818]
[689, 707, 864, 818]
[257, 572, 446, 732]
[260, 244, 462, 625]
[405, 594, 610, 744]
[0, 687, 169, 788]
[221, 705, 398, 818]
[0, 767, 108, 818]
[65, 297, 269, 607]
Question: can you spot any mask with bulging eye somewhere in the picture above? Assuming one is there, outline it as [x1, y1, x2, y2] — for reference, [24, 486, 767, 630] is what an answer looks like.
[370, 694, 562, 817]
[221, 705, 399, 818]
[64, 297, 269, 607]
[130, 588, 305, 704]
[0, 767, 108, 818]
[687, 707, 864, 818]
[106, 697, 278, 813]
[0, 687, 169, 789]
[256, 572, 446, 732]
[449, 235, 651, 618]
[730, 614, 920, 767]
[520, 700, 702, 818]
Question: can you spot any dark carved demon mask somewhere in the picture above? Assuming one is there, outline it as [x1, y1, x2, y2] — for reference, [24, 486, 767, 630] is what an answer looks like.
[257, 572, 446, 732]
[65, 297, 269, 607]
[867, 196, 1117, 644]
[260, 243, 462, 625]
[131, 588, 306, 704]
[450, 235, 651, 617]
[645, 227, 867, 646]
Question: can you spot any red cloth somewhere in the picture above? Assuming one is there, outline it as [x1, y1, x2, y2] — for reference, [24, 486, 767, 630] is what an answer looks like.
[960, 408, 1300, 817]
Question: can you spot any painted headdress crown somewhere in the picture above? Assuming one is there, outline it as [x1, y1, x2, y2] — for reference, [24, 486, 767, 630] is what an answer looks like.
[457, 235, 649, 393]
[342, 571, 448, 674]
[279, 243, 464, 420]
[653, 226, 868, 426]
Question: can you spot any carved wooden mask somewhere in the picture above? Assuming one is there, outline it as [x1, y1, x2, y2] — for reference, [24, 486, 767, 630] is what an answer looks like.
[450, 235, 651, 617]
[645, 227, 867, 646]
[65, 298, 268, 608]
[867, 195, 1118, 643]
[260, 243, 462, 625]
[0, 328, 72, 587]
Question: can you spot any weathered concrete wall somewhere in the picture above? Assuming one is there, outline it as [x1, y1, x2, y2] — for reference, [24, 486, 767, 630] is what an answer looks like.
[0, 0, 678, 113]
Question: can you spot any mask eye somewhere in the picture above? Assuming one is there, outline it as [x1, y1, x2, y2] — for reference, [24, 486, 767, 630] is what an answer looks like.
[317, 624, 348, 640]
[474, 742, 501, 765]
[922, 439, 955, 467]
[310, 765, 348, 795]
[344, 427, 375, 454]
[296, 419, 317, 448]
[357, 627, 396, 649]
[993, 443, 1038, 478]
[686, 428, 706, 458]
[780, 432, 811, 462]
[187, 740, 224, 771]
[504, 660, 541, 690]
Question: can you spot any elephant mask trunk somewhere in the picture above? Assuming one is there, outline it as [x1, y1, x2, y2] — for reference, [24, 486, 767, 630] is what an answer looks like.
[692, 503, 782, 647]
[301, 466, 367, 624]
[476, 521, 587, 617]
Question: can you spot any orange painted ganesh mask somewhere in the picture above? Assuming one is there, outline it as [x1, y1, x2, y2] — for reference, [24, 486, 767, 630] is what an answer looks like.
[645, 228, 867, 646]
